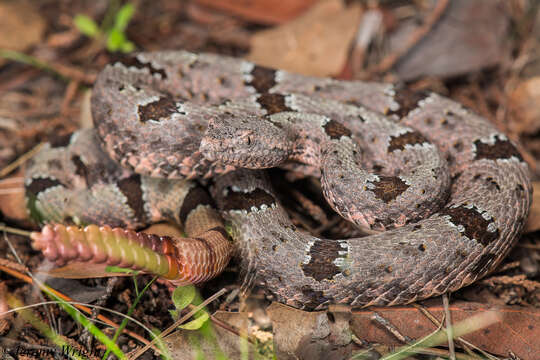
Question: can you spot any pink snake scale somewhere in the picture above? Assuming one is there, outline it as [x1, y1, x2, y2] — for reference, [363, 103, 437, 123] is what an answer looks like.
[26, 51, 531, 309]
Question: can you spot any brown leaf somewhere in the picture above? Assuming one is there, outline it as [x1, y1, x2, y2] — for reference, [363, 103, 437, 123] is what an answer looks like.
[389, 0, 509, 81]
[195, 0, 318, 25]
[509, 77, 540, 136]
[0, 170, 28, 222]
[0, 1, 45, 62]
[351, 300, 540, 359]
[267, 302, 357, 360]
[247, 0, 362, 77]
[525, 181, 540, 233]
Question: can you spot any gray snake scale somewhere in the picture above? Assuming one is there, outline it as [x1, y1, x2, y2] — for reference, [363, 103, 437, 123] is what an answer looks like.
[25, 51, 532, 309]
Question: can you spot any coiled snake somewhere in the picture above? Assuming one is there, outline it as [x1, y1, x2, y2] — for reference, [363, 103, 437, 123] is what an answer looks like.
[26, 51, 532, 309]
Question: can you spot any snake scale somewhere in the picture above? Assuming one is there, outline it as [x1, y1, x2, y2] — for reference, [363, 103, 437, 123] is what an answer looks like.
[25, 51, 532, 309]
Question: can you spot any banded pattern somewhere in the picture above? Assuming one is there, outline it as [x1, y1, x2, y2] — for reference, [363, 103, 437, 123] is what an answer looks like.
[25, 50, 532, 309]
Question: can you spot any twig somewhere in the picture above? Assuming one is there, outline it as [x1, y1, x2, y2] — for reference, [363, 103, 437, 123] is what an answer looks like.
[371, 312, 411, 343]
[290, 188, 328, 224]
[0, 224, 31, 237]
[442, 294, 456, 360]
[413, 303, 497, 359]
[207, 310, 256, 345]
[0, 67, 40, 93]
[380, 310, 500, 360]
[61, 80, 80, 116]
[0, 49, 96, 84]
[413, 347, 485, 360]
[369, 0, 451, 75]
[0, 142, 44, 178]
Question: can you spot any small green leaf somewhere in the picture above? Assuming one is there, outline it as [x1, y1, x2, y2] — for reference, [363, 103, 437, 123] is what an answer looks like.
[114, 3, 135, 31]
[120, 40, 135, 53]
[105, 266, 139, 275]
[169, 309, 179, 320]
[172, 285, 196, 311]
[74, 15, 100, 37]
[25, 193, 46, 224]
[106, 28, 125, 51]
[179, 311, 209, 330]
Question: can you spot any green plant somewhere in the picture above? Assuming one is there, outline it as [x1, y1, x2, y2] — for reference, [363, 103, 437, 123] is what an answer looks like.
[170, 285, 210, 330]
[101, 270, 161, 360]
[171, 285, 229, 359]
[74, 2, 135, 53]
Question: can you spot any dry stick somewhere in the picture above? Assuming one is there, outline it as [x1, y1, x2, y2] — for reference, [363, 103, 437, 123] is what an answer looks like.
[205, 309, 256, 345]
[0, 50, 96, 84]
[129, 288, 228, 360]
[0, 257, 31, 275]
[61, 80, 80, 117]
[0, 142, 44, 178]
[0, 67, 41, 93]
[413, 347, 482, 360]
[369, 0, 451, 75]
[382, 310, 500, 360]
[371, 312, 412, 343]
[442, 294, 456, 360]
[290, 188, 328, 224]
[413, 304, 497, 360]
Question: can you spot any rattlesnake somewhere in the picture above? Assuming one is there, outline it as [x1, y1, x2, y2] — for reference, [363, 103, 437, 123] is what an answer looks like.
[26, 51, 532, 309]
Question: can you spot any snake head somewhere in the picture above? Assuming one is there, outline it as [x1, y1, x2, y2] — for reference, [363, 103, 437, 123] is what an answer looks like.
[201, 113, 292, 168]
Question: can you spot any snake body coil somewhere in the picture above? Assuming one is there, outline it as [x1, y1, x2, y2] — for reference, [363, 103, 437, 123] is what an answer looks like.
[25, 51, 532, 309]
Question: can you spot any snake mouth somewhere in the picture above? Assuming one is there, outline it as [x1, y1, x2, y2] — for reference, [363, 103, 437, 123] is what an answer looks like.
[202, 146, 290, 168]
[200, 132, 292, 168]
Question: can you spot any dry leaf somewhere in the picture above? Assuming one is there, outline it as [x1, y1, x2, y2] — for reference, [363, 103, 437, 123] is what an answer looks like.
[195, 0, 318, 24]
[0, 1, 45, 64]
[390, 0, 509, 81]
[352, 300, 540, 359]
[0, 170, 28, 222]
[247, 0, 362, 77]
[509, 77, 540, 136]
[267, 302, 357, 360]
[525, 181, 540, 232]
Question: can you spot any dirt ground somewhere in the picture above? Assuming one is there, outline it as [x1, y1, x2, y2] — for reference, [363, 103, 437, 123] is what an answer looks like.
[0, 0, 539, 359]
